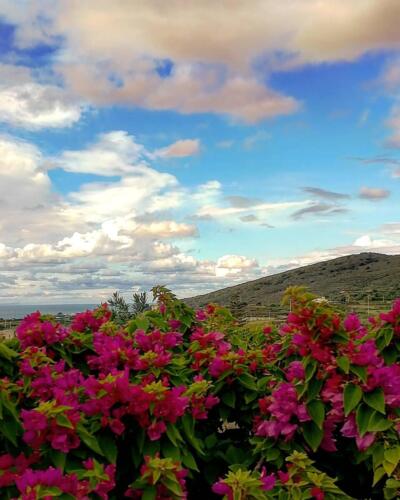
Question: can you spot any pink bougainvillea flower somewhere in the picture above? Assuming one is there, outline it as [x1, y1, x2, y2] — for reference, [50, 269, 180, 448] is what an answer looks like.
[341, 414, 375, 451]
[212, 480, 233, 498]
[260, 467, 276, 491]
[311, 486, 325, 500]
[286, 361, 305, 382]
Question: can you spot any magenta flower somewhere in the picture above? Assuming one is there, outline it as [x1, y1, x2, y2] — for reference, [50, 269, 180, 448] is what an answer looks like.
[286, 361, 305, 382]
[260, 467, 276, 491]
[212, 480, 233, 498]
[15, 467, 79, 498]
[16, 312, 69, 349]
[256, 383, 310, 441]
[350, 339, 380, 367]
[209, 357, 232, 378]
[341, 414, 375, 451]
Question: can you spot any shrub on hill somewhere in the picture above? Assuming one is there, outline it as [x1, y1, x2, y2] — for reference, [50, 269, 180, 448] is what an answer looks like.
[1, 286, 400, 499]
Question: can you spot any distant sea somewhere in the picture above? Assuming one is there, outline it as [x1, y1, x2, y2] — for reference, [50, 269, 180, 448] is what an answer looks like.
[0, 304, 98, 320]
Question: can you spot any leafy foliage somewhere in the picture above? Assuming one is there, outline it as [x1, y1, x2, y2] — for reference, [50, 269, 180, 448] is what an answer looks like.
[1, 287, 400, 498]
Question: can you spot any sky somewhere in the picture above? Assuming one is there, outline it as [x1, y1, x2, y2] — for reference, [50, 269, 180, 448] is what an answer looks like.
[1, 1, 400, 304]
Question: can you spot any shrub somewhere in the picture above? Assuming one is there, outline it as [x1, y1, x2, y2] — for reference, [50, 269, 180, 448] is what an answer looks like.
[1, 285, 400, 498]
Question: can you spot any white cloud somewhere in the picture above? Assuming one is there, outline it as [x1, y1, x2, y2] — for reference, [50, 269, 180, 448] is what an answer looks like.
[196, 199, 308, 221]
[0, 64, 83, 129]
[55, 131, 146, 176]
[216, 254, 258, 277]
[0, 132, 266, 301]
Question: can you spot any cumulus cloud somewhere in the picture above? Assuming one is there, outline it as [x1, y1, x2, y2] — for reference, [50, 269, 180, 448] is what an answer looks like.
[0, 64, 83, 129]
[54, 131, 146, 176]
[359, 186, 390, 200]
[7, 1, 400, 67]
[2, 1, 400, 122]
[216, 254, 258, 277]
[0, 132, 268, 301]
[154, 139, 200, 158]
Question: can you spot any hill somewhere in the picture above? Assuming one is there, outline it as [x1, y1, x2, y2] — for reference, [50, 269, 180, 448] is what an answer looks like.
[184, 252, 400, 313]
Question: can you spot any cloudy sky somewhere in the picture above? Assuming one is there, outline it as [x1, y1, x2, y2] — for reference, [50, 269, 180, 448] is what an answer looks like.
[1, 1, 400, 304]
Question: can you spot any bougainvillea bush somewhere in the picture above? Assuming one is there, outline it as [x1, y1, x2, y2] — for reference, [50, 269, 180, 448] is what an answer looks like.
[1, 286, 400, 499]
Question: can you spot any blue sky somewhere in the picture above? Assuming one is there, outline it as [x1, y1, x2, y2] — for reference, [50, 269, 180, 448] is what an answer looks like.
[0, 1, 400, 303]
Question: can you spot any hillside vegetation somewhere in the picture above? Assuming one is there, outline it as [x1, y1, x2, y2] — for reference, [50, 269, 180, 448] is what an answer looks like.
[185, 253, 400, 313]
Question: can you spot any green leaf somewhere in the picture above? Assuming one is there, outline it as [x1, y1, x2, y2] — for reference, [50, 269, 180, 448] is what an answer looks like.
[306, 378, 323, 402]
[182, 451, 199, 471]
[336, 356, 350, 374]
[368, 412, 392, 432]
[244, 391, 258, 404]
[166, 424, 181, 447]
[343, 383, 362, 417]
[205, 433, 217, 449]
[384, 447, 400, 466]
[99, 433, 118, 464]
[373, 444, 385, 469]
[364, 388, 385, 414]
[307, 400, 325, 430]
[56, 413, 74, 429]
[222, 390, 236, 408]
[162, 441, 181, 462]
[0, 418, 20, 446]
[142, 486, 157, 500]
[266, 448, 281, 461]
[38, 486, 63, 497]
[302, 421, 323, 452]
[373, 466, 386, 487]
[163, 477, 183, 497]
[50, 450, 66, 471]
[181, 415, 204, 455]
[383, 460, 397, 476]
[350, 365, 367, 383]
[305, 361, 317, 382]
[0, 393, 20, 423]
[384, 329, 394, 347]
[356, 404, 374, 437]
[135, 316, 150, 332]
[77, 424, 104, 456]
[225, 445, 246, 465]
[0, 342, 18, 361]
[238, 373, 257, 390]
[386, 479, 400, 489]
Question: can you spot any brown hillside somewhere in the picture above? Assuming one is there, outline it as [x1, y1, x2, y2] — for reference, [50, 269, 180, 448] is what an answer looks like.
[184, 253, 400, 311]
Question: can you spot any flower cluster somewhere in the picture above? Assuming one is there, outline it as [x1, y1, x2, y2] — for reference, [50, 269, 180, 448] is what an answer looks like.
[255, 382, 310, 440]
[2, 288, 400, 498]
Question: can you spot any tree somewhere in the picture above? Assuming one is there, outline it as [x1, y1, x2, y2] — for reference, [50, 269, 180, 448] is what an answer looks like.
[132, 292, 150, 316]
[107, 291, 131, 324]
[108, 290, 150, 324]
